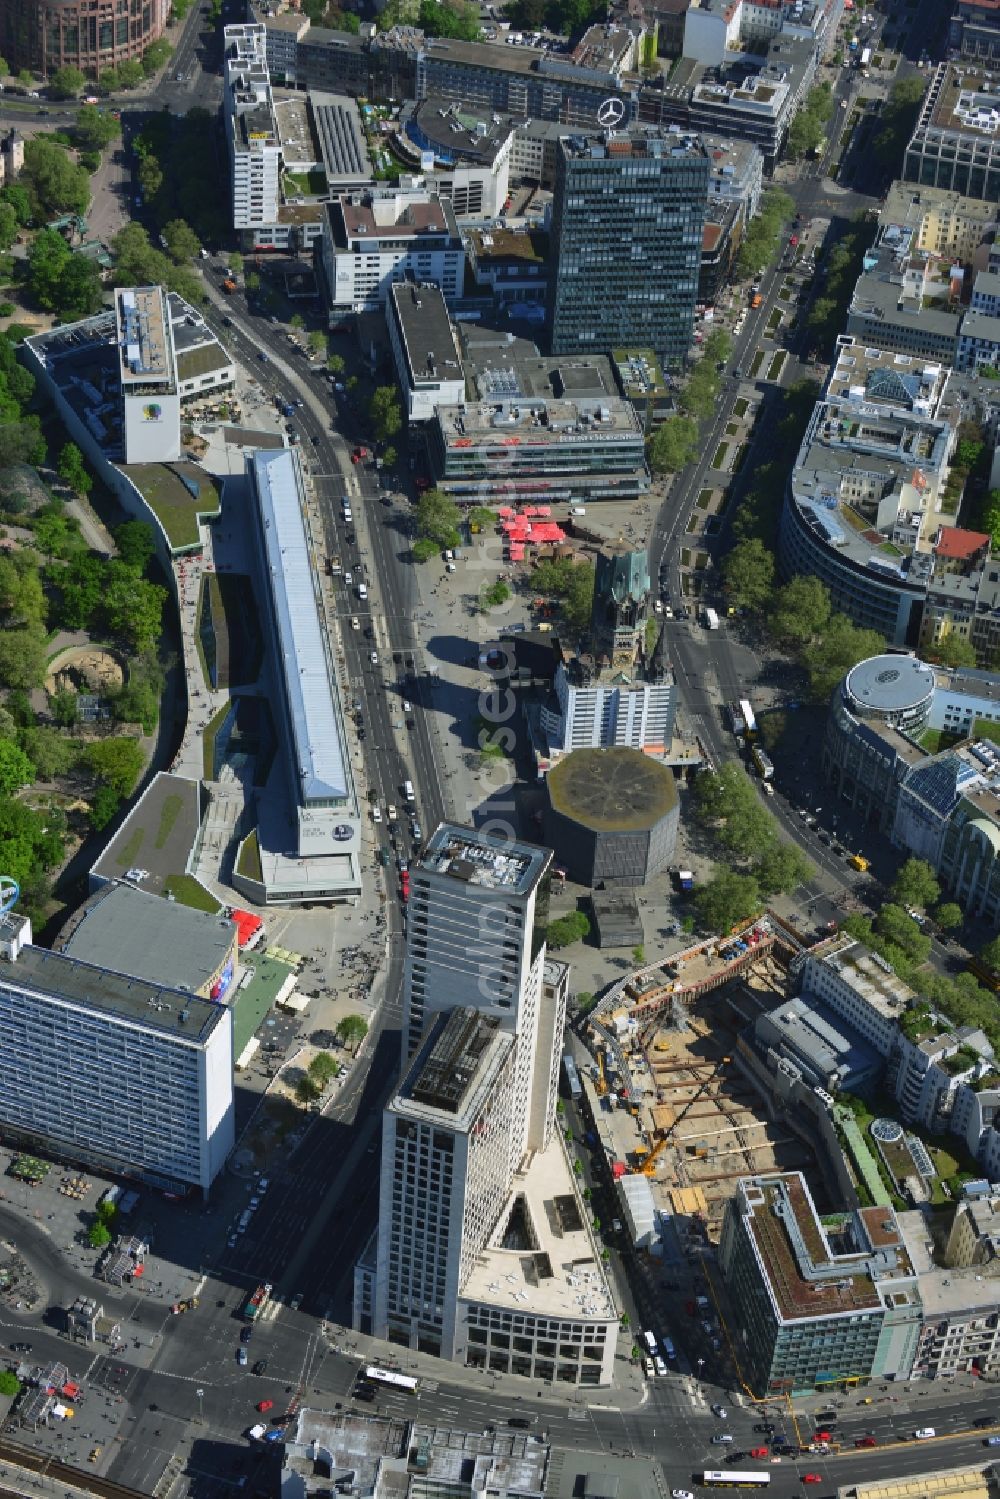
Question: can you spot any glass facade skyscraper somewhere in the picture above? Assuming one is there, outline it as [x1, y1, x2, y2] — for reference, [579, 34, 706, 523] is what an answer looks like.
[548, 129, 709, 371]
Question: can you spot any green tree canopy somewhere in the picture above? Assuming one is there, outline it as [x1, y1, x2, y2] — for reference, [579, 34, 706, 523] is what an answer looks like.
[648, 415, 699, 475]
[88, 1220, 112, 1248]
[50, 64, 86, 98]
[980, 935, 1000, 974]
[933, 902, 963, 932]
[0, 1371, 20, 1397]
[162, 218, 201, 263]
[28, 230, 103, 319]
[0, 625, 47, 689]
[736, 188, 795, 279]
[891, 857, 941, 912]
[369, 384, 403, 443]
[0, 737, 35, 794]
[802, 612, 886, 701]
[336, 1014, 368, 1050]
[722, 538, 775, 612]
[85, 736, 145, 799]
[113, 520, 156, 573]
[546, 911, 591, 949]
[21, 137, 90, 217]
[73, 105, 120, 153]
[414, 488, 461, 550]
[769, 574, 832, 644]
[57, 440, 92, 495]
[694, 870, 764, 933]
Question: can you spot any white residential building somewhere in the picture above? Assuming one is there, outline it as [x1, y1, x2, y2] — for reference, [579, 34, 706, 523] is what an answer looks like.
[319, 188, 464, 317]
[798, 934, 913, 1058]
[386, 282, 465, 423]
[223, 24, 281, 232]
[541, 661, 677, 760]
[0, 912, 233, 1197]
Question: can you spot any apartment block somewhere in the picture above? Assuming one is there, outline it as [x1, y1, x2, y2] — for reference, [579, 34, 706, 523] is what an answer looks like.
[901, 1208, 1000, 1380]
[320, 188, 464, 316]
[0, 913, 233, 1197]
[719, 1172, 921, 1395]
[223, 25, 282, 232]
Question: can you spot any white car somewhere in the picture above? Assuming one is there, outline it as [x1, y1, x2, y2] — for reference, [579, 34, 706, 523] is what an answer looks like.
[345, 570, 353, 586]
[915, 1428, 936, 1440]
[350, 616, 360, 631]
[372, 806, 382, 824]
[358, 583, 368, 600]
[402, 700, 412, 713]
[370, 650, 379, 666]
[387, 805, 398, 822]
[711, 1405, 727, 1419]
[673, 1491, 694, 1499]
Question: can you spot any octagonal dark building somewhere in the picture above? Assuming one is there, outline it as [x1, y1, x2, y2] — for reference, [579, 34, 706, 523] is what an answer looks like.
[543, 746, 679, 888]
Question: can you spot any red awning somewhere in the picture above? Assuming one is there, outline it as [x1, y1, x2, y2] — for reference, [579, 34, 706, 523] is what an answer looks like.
[230, 908, 263, 947]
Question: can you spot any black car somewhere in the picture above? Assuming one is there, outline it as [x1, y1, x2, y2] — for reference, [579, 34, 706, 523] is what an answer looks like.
[11, 1342, 31, 1353]
[754, 1423, 774, 1433]
[252, 1359, 268, 1376]
[974, 1418, 994, 1428]
[240, 1326, 253, 1344]
[508, 1417, 532, 1428]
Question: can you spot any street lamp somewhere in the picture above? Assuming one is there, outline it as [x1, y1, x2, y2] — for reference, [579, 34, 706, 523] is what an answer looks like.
[196, 1388, 204, 1424]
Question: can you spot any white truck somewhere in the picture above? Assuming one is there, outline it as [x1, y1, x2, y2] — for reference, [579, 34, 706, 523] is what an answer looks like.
[860, 45, 871, 67]
[702, 606, 720, 630]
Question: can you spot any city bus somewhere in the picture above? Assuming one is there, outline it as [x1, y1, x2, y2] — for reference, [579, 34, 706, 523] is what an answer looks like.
[701, 1474, 771, 1489]
[752, 746, 775, 781]
[739, 699, 758, 739]
[562, 1053, 582, 1102]
[364, 1366, 418, 1392]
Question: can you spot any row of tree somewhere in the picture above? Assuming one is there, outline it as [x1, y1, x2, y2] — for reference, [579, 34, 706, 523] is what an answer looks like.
[785, 82, 834, 162]
[691, 763, 813, 931]
[735, 188, 795, 281]
[131, 107, 227, 252]
[647, 329, 733, 476]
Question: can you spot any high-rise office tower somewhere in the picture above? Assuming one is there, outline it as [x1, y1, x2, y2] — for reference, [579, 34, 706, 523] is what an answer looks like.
[548, 129, 709, 370]
[401, 824, 552, 1168]
[355, 826, 616, 1383]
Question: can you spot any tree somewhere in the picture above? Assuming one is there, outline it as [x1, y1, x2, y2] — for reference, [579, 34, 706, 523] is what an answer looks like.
[369, 384, 403, 444]
[50, 64, 86, 98]
[28, 229, 102, 318]
[101, 566, 166, 650]
[480, 578, 511, 611]
[0, 203, 18, 253]
[0, 59, 8, 78]
[85, 736, 144, 798]
[933, 902, 963, 932]
[874, 903, 931, 966]
[722, 538, 775, 612]
[381, 444, 397, 468]
[308, 1051, 340, 1087]
[88, 1220, 112, 1248]
[0, 625, 47, 689]
[19, 724, 77, 780]
[113, 520, 156, 573]
[21, 137, 90, 217]
[336, 1014, 368, 1051]
[17, 70, 34, 89]
[162, 218, 201, 263]
[73, 105, 120, 153]
[925, 634, 979, 669]
[0, 183, 30, 227]
[414, 488, 461, 551]
[88, 784, 120, 831]
[769, 575, 831, 645]
[327, 353, 345, 375]
[0, 1371, 20, 1398]
[755, 840, 813, 895]
[142, 37, 173, 74]
[981, 936, 1000, 975]
[118, 59, 145, 87]
[632, 944, 645, 965]
[57, 440, 92, 496]
[308, 329, 326, 356]
[694, 871, 763, 933]
[0, 738, 34, 795]
[137, 154, 163, 199]
[50, 688, 78, 729]
[228, 252, 244, 275]
[802, 613, 886, 701]
[546, 911, 590, 949]
[96, 1198, 118, 1228]
[891, 857, 940, 912]
[648, 415, 699, 475]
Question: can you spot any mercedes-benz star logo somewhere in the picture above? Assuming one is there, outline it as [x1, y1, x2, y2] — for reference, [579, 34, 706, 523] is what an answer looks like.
[597, 96, 627, 129]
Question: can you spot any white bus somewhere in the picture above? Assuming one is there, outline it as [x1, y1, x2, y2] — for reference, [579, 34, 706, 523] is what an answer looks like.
[739, 699, 757, 738]
[701, 1474, 771, 1489]
[364, 1365, 418, 1392]
[643, 1330, 658, 1356]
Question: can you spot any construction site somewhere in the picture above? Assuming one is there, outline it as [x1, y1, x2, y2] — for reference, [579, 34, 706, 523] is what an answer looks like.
[584, 915, 818, 1244]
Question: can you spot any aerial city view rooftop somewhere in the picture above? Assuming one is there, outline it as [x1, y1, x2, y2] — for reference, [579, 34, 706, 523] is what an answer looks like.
[0, 0, 998, 1492]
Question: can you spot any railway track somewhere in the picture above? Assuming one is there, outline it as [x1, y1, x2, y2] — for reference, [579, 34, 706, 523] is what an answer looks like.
[0, 1436, 148, 1498]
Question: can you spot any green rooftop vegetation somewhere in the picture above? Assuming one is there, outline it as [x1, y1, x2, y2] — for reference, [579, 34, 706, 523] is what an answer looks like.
[163, 873, 221, 914]
[122, 463, 221, 553]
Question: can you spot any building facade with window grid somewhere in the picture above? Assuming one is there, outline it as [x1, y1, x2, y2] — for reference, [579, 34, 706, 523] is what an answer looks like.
[0, 926, 233, 1197]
